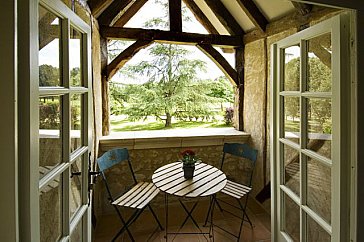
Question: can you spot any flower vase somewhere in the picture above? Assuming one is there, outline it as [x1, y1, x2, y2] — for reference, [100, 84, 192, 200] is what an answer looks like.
[183, 163, 195, 179]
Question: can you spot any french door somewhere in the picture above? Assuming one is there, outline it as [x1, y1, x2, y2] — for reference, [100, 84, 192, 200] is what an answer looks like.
[271, 14, 352, 242]
[37, 0, 92, 241]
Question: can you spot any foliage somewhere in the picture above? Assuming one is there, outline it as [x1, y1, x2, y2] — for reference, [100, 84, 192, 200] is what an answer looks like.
[39, 64, 59, 86]
[39, 99, 60, 129]
[179, 149, 199, 166]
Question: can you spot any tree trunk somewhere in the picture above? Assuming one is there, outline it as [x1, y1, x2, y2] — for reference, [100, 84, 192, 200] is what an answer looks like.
[165, 113, 172, 127]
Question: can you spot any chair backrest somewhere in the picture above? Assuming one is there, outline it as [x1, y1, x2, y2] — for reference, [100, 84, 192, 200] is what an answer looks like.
[221, 143, 258, 187]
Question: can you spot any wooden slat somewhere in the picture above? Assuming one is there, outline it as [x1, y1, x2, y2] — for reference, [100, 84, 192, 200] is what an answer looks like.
[186, 174, 226, 197]
[169, 0, 182, 32]
[113, 0, 149, 27]
[112, 182, 146, 205]
[88, 0, 114, 18]
[131, 185, 159, 208]
[123, 183, 154, 207]
[226, 180, 251, 191]
[225, 183, 249, 195]
[98, 0, 133, 26]
[153, 162, 181, 175]
[136, 187, 160, 209]
[220, 188, 241, 199]
[101, 27, 244, 47]
[236, 0, 268, 32]
[197, 44, 238, 85]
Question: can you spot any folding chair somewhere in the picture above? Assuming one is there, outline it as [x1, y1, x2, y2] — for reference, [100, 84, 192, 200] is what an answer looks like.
[204, 143, 258, 241]
[97, 148, 163, 242]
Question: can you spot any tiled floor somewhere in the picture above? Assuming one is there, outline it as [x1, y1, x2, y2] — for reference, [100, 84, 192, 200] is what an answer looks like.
[94, 198, 271, 242]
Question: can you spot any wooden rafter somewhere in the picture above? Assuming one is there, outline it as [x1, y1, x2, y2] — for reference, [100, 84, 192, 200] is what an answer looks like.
[113, 0, 149, 27]
[236, 0, 268, 32]
[203, 0, 244, 36]
[183, 0, 218, 34]
[88, 0, 114, 18]
[107, 40, 153, 79]
[197, 44, 238, 85]
[291, 2, 313, 16]
[39, 12, 58, 50]
[169, 0, 182, 32]
[98, 0, 133, 26]
[101, 27, 244, 47]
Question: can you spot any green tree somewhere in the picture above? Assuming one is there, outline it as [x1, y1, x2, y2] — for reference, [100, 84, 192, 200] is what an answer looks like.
[39, 64, 59, 86]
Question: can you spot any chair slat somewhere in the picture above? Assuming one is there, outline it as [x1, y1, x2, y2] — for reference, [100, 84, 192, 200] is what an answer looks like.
[112, 182, 148, 206]
[132, 185, 160, 209]
[123, 183, 155, 207]
[136, 187, 160, 209]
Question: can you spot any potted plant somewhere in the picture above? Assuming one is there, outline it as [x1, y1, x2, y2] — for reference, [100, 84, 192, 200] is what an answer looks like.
[180, 149, 199, 179]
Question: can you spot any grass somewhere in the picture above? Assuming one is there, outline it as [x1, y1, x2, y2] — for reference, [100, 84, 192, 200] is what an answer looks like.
[110, 115, 232, 132]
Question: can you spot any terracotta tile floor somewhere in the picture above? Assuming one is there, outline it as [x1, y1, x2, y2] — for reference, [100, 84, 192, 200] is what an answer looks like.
[94, 198, 271, 242]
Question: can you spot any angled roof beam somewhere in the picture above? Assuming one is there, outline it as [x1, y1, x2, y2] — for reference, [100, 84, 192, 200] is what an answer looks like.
[169, 0, 182, 32]
[203, 0, 245, 36]
[107, 40, 153, 79]
[291, 2, 313, 15]
[183, 0, 218, 34]
[236, 0, 268, 32]
[101, 27, 244, 47]
[197, 44, 238, 85]
[88, 0, 114, 18]
[98, 0, 133, 26]
[113, 0, 149, 27]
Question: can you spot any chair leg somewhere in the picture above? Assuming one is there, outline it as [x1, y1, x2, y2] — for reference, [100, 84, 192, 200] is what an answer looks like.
[112, 205, 134, 242]
[112, 208, 145, 242]
[148, 204, 164, 230]
[236, 196, 251, 242]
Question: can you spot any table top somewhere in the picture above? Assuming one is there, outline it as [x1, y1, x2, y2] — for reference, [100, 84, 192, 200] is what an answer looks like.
[152, 162, 227, 198]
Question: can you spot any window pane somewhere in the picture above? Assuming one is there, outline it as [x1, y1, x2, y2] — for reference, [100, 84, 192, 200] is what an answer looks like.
[307, 215, 331, 241]
[307, 33, 332, 92]
[70, 157, 83, 218]
[307, 98, 332, 159]
[39, 97, 62, 179]
[284, 45, 300, 91]
[283, 144, 300, 197]
[70, 219, 83, 242]
[40, 175, 62, 242]
[71, 94, 82, 152]
[38, 5, 61, 87]
[307, 157, 331, 224]
[283, 193, 300, 242]
[283, 96, 300, 144]
[70, 27, 82, 86]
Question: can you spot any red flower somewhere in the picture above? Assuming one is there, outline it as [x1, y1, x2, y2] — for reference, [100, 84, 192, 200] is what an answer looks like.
[180, 149, 195, 157]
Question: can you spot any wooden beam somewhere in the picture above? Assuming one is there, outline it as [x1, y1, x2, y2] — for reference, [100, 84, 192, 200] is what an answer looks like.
[88, 0, 114, 18]
[113, 0, 149, 27]
[98, 0, 133, 26]
[107, 40, 153, 79]
[100, 37, 110, 135]
[291, 2, 313, 16]
[235, 47, 244, 130]
[183, 0, 218, 34]
[197, 44, 238, 85]
[101, 27, 243, 47]
[38, 12, 58, 50]
[169, 0, 182, 32]
[236, 0, 268, 32]
[203, 0, 244, 36]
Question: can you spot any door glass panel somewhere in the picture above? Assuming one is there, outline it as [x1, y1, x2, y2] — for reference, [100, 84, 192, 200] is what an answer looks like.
[283, 96, 300, 143]
[283, 144, 300, 197]
[40, 175, 62, 242]
[38, 5, 61, 87]
[71, 94, 82, 152]
[284, 45, 300, 91]
[307, 215, 331, 241]
[39, 96, 63, 179]
[307, 98, 332, 159]
[70, 27, 82, 86]
[70, 219, 83, 242]
[307, 33, 332, 92]
[283, 193, 300, 242]
[307, 157, 331, 224]
[70, 156, 83, 218]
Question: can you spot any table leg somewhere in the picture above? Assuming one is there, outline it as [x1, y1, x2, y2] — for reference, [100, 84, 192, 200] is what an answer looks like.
[165, 193, 168, 241]
[209, 195, 216, 241]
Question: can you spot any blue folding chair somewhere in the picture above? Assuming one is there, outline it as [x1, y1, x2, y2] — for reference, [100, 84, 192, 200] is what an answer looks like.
[97, 148, 163, 242]
[204, 143, 258, 241]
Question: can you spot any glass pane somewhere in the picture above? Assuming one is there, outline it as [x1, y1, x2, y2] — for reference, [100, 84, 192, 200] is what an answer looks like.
[38, 5, 61, 87]
[283, 144, 300, 197]
[284, 45, 300, 91]
[40, 175, 62, 242]
[70, 27, 82, 86]
[70, 219, 83, 242]
[39, 97, 62, 179]
[307, 215, 331, 241]
[283, 193, 300, 242]
[283, 96, 300, 143]
[307, 157, 331, 224]
[307, 98, 332, 159]
[70, 157, 83, 218]
[71, 94, 82, 152]
[307, 33, 332, 92]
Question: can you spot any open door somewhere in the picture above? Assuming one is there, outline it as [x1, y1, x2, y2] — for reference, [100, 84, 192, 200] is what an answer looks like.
[271, 14, 352, 242]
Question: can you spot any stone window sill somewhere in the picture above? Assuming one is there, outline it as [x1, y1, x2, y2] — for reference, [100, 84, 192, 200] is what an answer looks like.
[99, 128, 250, 151]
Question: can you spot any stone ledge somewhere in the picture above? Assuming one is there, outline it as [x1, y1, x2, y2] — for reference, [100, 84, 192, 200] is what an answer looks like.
[99, 128, 250, 151]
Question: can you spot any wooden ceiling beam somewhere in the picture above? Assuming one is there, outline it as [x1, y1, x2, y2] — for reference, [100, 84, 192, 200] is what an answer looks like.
[197, 44, 238, 85]
[113, 0, 149, 27]
[88, 0, 114, 18]
[236, 0, 268, 32]
[98, 0, 133, 26]
[169, 0, 182, 32]
[107, 40, 153, 79]
[203, 0, 245, 36]
[101, 27, 244, 47]
[291, 2, 313, 16]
